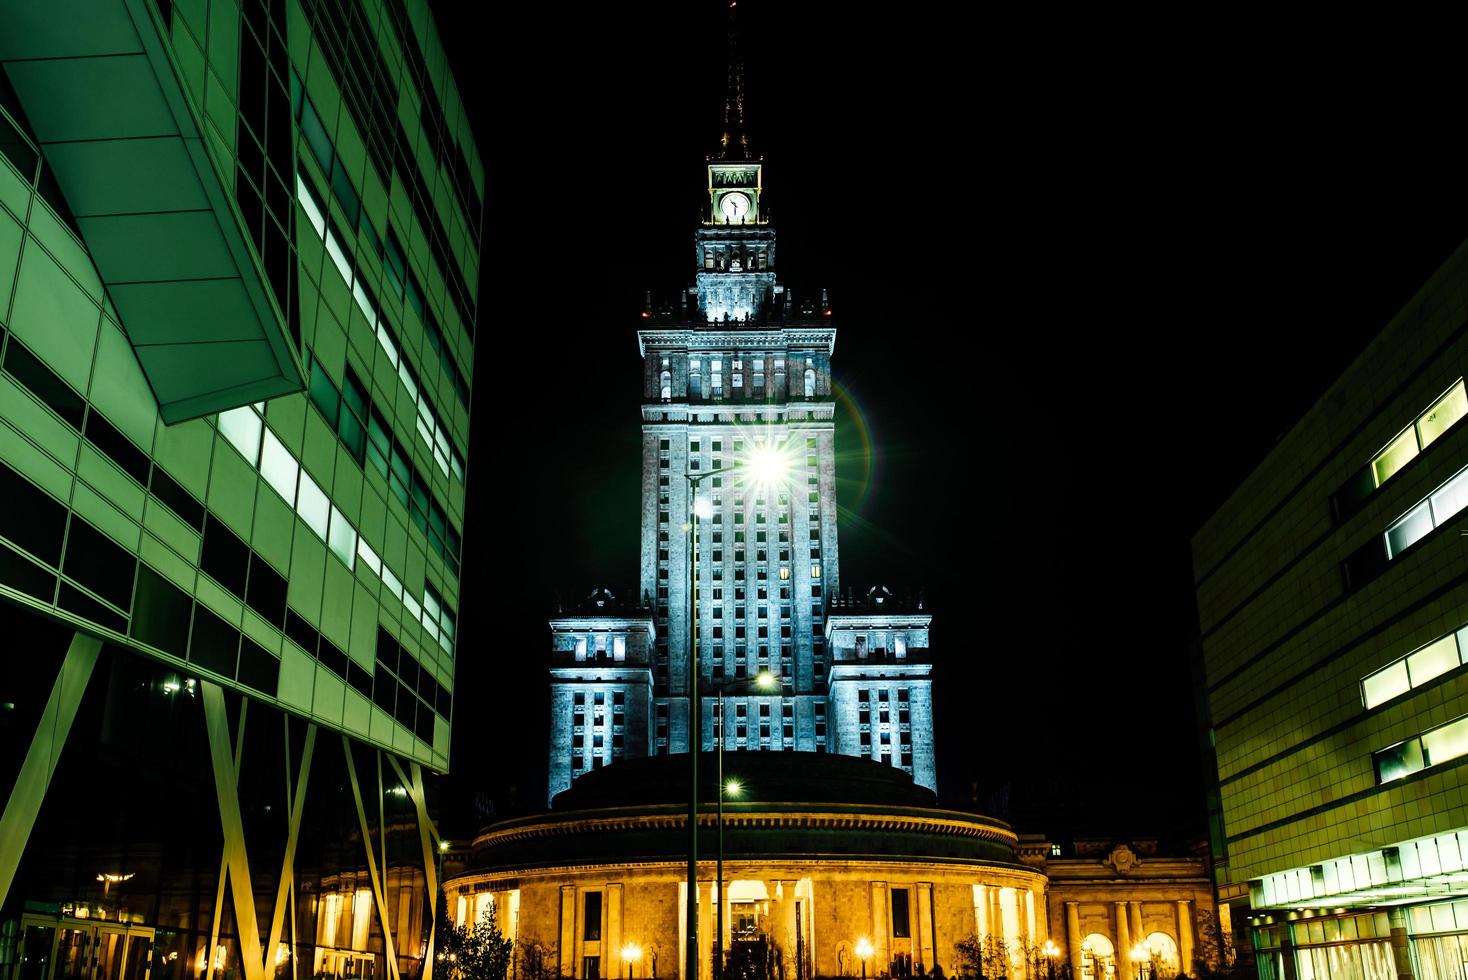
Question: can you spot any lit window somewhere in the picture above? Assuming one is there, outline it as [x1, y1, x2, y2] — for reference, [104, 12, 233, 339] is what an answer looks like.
[219, 407, 263, 465]
[1385, 501, 1434, 558]
[1424, 717, 1468, 768]
[779, 566, 790, 580]
[811, 564, 821, 578]
[259, 428, 299, 503]
[1363, 626, 1468, 708]
[1418, 381, 1468, 450]
[327, 505, 356, 570]
[356, 538, 382, 575]
[296, 470, 330, 539]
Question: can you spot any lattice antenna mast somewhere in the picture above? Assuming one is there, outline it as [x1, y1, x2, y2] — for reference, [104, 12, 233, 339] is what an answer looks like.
[718, 1, 750, 160]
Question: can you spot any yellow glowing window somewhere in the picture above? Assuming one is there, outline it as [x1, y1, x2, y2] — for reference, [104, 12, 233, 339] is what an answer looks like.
[1417, 381, 1468, 450]
[1407, 635, 1460, 687]
[1362, 660, 1410, 710]
[1424, 717, 1468, 767]
[779, 566, 790, 581]
[811, 564, 821, 578]
[1373, 428, 1419, 487]
[1362, 625, 1468, 709]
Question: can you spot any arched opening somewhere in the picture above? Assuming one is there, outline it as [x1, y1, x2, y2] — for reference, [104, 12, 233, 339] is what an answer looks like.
[659, 370, 671, 401]
[1081, 934, 1116, 980]
[1145, 932, 1179, 979]
[803, 368, 815, 398]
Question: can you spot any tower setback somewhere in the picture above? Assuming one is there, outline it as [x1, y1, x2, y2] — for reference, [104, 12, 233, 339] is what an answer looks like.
[547, 154, 935, 802]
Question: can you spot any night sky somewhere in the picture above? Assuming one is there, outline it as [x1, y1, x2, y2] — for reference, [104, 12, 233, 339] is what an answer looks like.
[433, 5, 1468, 839]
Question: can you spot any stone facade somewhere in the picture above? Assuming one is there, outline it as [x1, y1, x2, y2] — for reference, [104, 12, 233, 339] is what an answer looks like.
[1018, 839, 1222, 979]
[545, 154, 937, 804]
[450, 755, 1044, 980]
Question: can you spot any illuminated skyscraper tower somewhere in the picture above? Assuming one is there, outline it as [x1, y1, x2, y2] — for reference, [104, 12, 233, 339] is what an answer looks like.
[546, 8, 934, 802]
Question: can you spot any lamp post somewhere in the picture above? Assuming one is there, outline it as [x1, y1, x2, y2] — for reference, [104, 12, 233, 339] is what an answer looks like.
[622, 943, 642, 980]
[855, 938, 874, 980]
[1042, 939, 1060, 980]
[712, 671, 775, 980]
[684, 445, 790, 980]
[1130, 943, 1148, 980]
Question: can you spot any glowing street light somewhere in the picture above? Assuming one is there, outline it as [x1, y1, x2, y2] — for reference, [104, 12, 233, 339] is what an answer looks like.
[621, 942, 641, 980]
[745, 444, 791, 487]
[724, 778, 742, 798]
[1131, 943, 1149, 980]
[1042, 939, 1060, 980]
[855, 938, 874, 980]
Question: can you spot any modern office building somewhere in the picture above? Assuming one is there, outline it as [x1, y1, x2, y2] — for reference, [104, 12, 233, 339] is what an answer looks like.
[1194, 242, 1468, 979]
[0, 2, 480, 980]
[542, 47, 935, 804]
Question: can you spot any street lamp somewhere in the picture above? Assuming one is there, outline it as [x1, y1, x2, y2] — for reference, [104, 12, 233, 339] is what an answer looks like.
[1042, 939, 1060, 980]
[1130, 943, 1148, 980]
[712, 670, 775, 980]
[854, 938, 874, 980]
[684, 442, 791, 980]
[621, 943, 642, 980]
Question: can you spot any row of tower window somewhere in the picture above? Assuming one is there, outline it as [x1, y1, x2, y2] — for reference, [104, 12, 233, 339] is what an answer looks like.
[569, 691, 626, 772]
[703, 246, 770, 271]
[658, 356, 818, 401]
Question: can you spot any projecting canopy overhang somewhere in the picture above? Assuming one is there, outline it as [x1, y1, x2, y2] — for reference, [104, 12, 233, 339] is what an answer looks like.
[0, 0, 304, 424]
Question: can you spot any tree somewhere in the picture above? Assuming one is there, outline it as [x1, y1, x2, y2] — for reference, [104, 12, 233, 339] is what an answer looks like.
[1188, 913, 1251, 980]
[438, 900, 515, 980]
[953, 934, 1009, 980]
[518, 939, 560, 980]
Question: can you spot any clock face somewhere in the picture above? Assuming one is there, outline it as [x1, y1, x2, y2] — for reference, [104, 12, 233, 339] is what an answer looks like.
[720, 192, 750, 220]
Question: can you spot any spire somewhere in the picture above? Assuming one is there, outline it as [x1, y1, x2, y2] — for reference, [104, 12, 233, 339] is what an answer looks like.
[718, 1, 750, 160]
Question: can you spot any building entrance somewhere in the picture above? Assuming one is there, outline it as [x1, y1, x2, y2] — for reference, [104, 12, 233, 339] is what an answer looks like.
[12, 916, 153, 980]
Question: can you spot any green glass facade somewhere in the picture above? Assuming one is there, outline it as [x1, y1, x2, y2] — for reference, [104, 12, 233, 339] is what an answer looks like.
[0, 0, 481, 978]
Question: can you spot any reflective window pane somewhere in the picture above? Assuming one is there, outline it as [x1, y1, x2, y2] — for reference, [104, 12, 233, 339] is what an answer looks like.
[1373, 427, 1419, 487]
[1385, 501, 1434, 559]
[1363, 659, 1410, 709]
[1418, 380, 1468, 449]
[1407, 635, 1460, 688]
[218, 407, 262, 466]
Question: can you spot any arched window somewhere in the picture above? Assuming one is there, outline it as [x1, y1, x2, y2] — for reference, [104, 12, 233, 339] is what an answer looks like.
[1145, 933, 1179, 979]
[804, 368, 816, 398]
[660, 370, 671, 401]
[1081, 935, 1115, 980]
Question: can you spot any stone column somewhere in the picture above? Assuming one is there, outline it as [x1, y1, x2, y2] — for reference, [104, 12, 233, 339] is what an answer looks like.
[1176, 901, 1193, 975]
[976, 885, 990, 938]
[1065, 902, 1081, 977]
[1115, 902, 1131, 976]
[559, 886, 576, 979]
[992, 887, 1004, 943]
[1017, 890, 1031, 973]
[698, 881, 713, 980]
[1388, 907, 1415, 980]
[607, 884, 624, 979]
[1129, 902, 1144, 951]
[871, 882, 890, 973]
[915, 883, 936, 974]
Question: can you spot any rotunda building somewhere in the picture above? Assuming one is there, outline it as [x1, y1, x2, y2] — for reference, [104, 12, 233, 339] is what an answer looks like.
[445, 752, 1047, 980]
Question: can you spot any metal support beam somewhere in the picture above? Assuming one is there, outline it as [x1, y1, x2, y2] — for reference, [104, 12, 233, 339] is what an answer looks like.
[0, 632, 101, 908]
[266, 719, 316, 970]
[343, 738, 402, 980]
[387, 755, 441, 980]
[202, 683, 267, 980]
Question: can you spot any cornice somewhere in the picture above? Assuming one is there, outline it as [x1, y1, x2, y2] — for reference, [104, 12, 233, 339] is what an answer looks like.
[449, 857, 1048, 889]
[640, 404, 836, 424]
[471, 803, 1018, 853]
[637, 328, 837, 356]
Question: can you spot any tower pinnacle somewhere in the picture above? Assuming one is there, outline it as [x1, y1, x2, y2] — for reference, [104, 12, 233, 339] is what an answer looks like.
[718, 1, 750, 160]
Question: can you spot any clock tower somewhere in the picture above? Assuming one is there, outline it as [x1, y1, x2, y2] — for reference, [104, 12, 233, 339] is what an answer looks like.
[544, 0, 936, 806]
